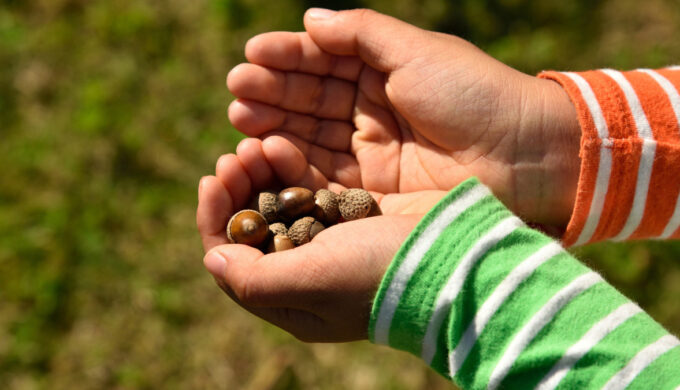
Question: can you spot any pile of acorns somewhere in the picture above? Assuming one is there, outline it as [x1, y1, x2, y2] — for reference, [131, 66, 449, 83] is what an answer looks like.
[226, 187, 381, 253]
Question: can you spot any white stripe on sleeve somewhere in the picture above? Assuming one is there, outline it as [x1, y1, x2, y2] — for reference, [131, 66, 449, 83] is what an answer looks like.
[637, 69, 680, 240]
[421, 216, 524, 366]
[637, 69, 680, 125]
[600, 69, 654, 139]
[447, 242, 563, 376]
[487, 272, 603, 390]
[564, 72, 610, 139]
[611, 138, 657, 241]
[574, 143, 613, 246]
[602, 334, 680, 390]
[562, 72, 612, 246]
[661, 194, 680, 239]
[535, 302, 643, 390]
[372, 183, 491, 345]
[600, 69, 657, 242]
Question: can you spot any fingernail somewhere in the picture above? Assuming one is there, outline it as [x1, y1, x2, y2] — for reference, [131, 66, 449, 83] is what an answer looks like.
[204, 251, 227, 279]
[307, 8, 336, 20]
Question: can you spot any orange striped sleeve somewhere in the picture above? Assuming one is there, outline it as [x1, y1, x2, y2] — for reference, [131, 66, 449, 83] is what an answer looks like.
[539, 67, 680, 246]
[581, 71, 641, 244]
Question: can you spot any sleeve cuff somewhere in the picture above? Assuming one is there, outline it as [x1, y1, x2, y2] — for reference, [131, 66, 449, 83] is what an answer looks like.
[539, 69, 680, 246]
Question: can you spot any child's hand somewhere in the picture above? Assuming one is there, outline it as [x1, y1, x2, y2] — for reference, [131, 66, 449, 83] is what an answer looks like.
[226, 8, 581, 230]
[203, 213, 421, 342]
[196, 136, 445, 341]
[197, 135, 446, 252]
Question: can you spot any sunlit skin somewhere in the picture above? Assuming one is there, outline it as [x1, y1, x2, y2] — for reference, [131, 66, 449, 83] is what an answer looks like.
[196, 8, 581, 342]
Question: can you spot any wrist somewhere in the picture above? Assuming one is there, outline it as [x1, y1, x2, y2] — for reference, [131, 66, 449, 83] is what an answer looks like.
[515, 77, 581, 230]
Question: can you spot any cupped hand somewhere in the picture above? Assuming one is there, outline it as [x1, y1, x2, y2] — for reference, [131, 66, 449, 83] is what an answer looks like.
[227, 8, 581, 229]
[197, 135, 445, 251]
[196, 136, 445, 341]
[203, 213, 421, 342]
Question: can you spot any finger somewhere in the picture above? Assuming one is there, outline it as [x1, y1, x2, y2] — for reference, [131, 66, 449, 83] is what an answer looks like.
[215, 154, 252, 211]
[263, 131, 361, 188]
[235, 138, 278, 191]
[352, 91, 402, 193]
[304, 8, 428, 73]
[260, 135, 330, 191]
[235, 136, 347, 193]
[228, 99, 355, 152]
[245, 31, 364, 81]
[227, 63, 356, 120]
[196, 176, 231, 251]
[228, 99, 285, 137]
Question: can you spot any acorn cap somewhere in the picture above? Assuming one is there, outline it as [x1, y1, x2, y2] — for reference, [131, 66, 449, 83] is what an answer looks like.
[226, 209, 269, 246]
[338, 189, 381, 221]
[288, 216, 325, 246]
[312, 189, 340, 226]
[268, 222, 288, 237]
[252, 191, 279, 224]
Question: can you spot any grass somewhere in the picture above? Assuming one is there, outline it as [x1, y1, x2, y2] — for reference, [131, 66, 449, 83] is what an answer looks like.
[1, 0, 679, 388]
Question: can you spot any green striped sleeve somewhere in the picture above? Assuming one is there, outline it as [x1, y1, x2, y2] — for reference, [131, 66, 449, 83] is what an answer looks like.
[369, 177, 680, 389]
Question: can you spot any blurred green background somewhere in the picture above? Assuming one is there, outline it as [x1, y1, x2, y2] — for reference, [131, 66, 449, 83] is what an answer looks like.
[1, 0, 680, 389]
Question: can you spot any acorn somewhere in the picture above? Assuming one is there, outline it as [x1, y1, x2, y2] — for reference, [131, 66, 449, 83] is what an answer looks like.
[250, 191, 279, 224]
[312, 189, 340, 226]
[338, 189, 381, 221]
[269, 222, 288, 237]
[267, 234, 295, 253]
[226, 209, 269, 246]
[288, 216, 325, 246]
[278, 187, 315, 221]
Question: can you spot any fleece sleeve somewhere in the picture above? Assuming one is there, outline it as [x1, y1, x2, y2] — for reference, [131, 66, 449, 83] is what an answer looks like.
[369, 177, 680, 390]
[538, 67, 680, 246]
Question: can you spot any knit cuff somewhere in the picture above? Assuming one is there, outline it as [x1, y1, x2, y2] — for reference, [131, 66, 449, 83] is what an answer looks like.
[539, 69, 680, 246]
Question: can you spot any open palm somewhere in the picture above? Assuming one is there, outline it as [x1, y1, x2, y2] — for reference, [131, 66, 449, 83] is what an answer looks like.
[227, 9, 580, 229]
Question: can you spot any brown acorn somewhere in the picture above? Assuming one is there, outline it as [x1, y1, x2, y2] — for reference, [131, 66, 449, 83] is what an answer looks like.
[278, 187, 315, 221]
[338, 189, 382, 221]
[312, 189, 340, 226]
[251, 191, 279, 223]
[288, 216, 325, 246]
[226, 209, 269, 247]
[267, 234, 295, 253]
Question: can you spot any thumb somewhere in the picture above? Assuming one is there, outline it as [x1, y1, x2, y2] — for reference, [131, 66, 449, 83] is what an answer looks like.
[203, 244, 330, 341]
[204, 243, 263, 282]
[203, 244, 264, 304]
[203, 242, 320, 309]
[303, 8, 428, 73]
